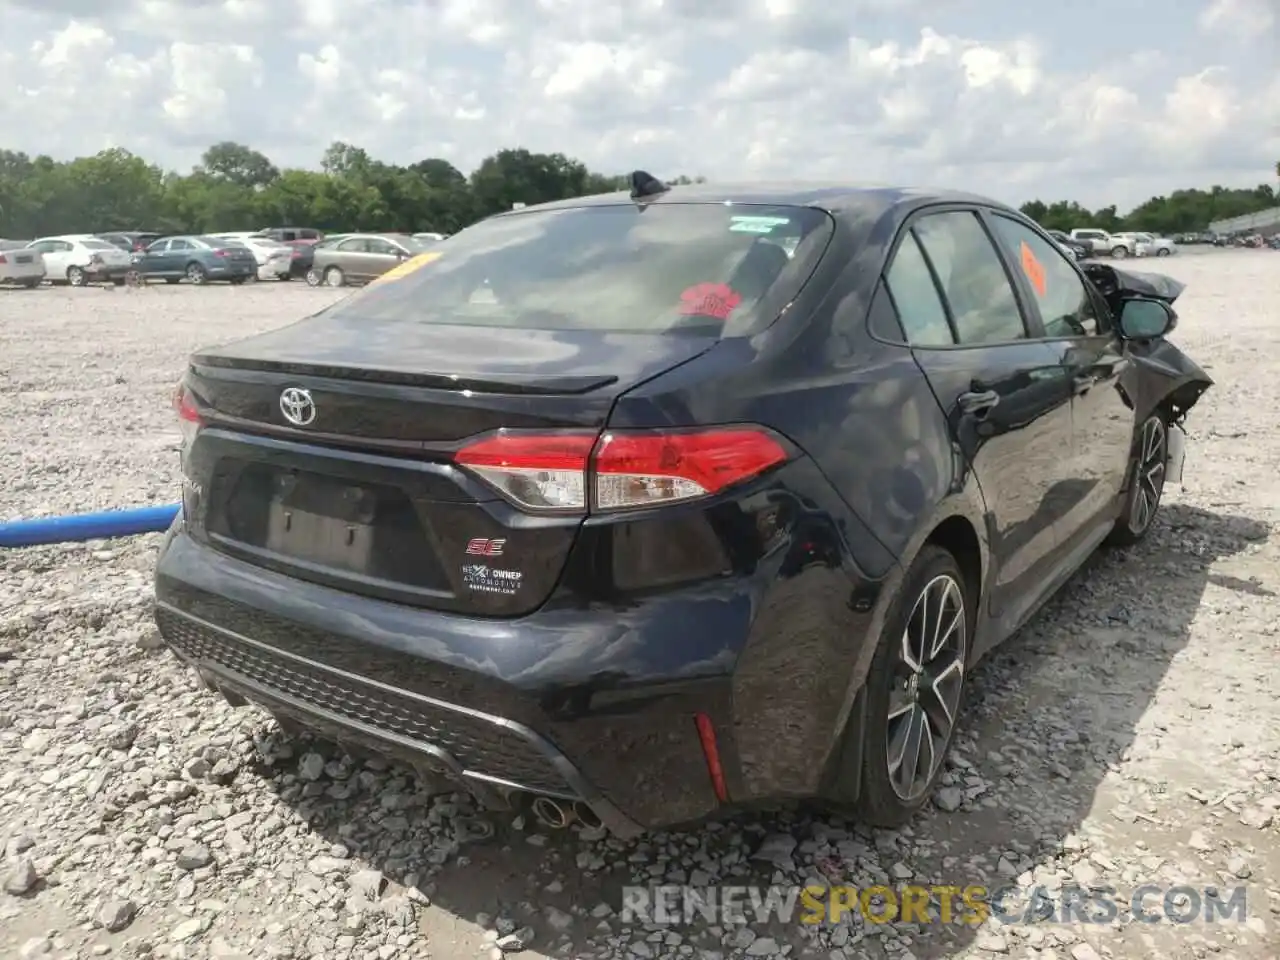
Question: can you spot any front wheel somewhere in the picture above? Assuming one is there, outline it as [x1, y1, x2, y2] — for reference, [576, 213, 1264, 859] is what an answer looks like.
[185, 262, 207, 285]
[855, 545, 970, 827]
[1107, 414, 1167, 547]
[1156, 248, 1171, 257]
[323, 266, 345, 287]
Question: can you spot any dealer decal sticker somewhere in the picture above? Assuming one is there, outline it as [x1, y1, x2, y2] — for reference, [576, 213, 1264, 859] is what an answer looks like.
[462, 563, 524, 596]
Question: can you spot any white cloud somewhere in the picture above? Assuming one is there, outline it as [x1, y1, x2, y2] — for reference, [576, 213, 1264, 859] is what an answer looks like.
[1199, 0, 1277, 38]
[0, 0, 1276, 210]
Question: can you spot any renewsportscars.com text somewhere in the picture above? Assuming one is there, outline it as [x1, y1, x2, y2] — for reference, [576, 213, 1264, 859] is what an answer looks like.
[621, 883, 1251, 926]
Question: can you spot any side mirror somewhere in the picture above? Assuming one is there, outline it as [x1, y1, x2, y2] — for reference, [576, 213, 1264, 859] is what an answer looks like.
[1118, 298, 1174, 339]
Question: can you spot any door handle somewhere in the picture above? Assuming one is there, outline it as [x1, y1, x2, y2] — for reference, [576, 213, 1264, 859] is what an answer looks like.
[958, 389, 1000, 416]
[1073, 374, 1096, 395]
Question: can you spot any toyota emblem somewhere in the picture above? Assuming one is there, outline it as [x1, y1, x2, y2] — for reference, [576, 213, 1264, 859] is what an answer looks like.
[279, 387, 316, 426]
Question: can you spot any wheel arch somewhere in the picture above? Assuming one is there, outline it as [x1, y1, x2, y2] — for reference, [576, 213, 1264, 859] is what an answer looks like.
[818, 501, 989, 804]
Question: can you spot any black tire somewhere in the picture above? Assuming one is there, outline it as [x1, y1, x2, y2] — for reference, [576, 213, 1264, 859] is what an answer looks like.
[305, 268, 321, 287]
[21, 279, 41, 289]
[855, 544, 971, 827]
[67, 266, 88, 287]
[112, 277, 126, 286]
[1156, 248, 1171, 257]
[324, 266, 345, 288]
[164, 278, 181, 285]
[1110, 246, 1129, 259]
[185, 262, 207, 285]
[1106, 412, 1168, 547]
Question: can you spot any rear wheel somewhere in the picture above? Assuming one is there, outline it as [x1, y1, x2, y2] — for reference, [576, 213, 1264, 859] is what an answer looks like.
[67, 266, 87, 287]
[856, 545, 969, 827]
[186, 262, 207, 285]
[1110, 245, 1129, 259]
[1107, 413, 1167, 547]
[324, 266, 345, 288]
[1156, 248, 1171, 257]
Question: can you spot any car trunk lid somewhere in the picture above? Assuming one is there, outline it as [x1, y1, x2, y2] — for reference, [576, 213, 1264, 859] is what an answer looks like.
[181, 318, 717, 616]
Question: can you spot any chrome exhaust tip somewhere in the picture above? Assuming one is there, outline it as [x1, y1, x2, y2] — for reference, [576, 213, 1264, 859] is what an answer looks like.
[531, 795, 573, 829]
[572, 800, 604, 830]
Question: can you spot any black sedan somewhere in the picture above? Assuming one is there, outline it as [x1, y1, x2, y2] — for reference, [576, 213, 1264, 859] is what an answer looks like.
[154, 176, 1212, 836]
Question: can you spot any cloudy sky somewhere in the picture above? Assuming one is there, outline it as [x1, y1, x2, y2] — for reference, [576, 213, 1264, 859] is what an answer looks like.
[1, 0, 1277, 211]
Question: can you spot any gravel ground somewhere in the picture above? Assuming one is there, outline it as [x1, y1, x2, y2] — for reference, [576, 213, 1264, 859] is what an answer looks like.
[1, 256, 1277, 960]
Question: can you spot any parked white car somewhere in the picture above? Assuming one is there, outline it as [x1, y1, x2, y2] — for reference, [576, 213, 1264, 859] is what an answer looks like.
[1129, 232, 1177, 257]
[25, 234, 134, 285]
[0, 246, 46, 287]
[210, 233, 293, 280]
[1069, 228, 1138, 259]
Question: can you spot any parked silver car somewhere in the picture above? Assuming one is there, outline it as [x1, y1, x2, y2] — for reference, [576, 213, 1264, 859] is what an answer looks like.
[311, 233, 434, 287]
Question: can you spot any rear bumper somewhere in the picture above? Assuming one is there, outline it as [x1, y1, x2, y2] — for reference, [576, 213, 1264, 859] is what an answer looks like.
[154, 490, 884, 832]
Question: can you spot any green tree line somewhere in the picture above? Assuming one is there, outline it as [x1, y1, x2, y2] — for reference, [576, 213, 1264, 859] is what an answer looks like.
[0, 139, 1276, 239]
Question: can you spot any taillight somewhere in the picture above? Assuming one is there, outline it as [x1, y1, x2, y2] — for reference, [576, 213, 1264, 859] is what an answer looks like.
[453, 426, 789, 513]
[174, 383, 203, 460]
[454, 433, 594, 511]
[213, 249, 227, 258]
[0, 255, 7, 264]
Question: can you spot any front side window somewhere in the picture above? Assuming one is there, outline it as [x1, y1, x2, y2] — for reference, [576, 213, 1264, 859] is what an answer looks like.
[323, 203, 836, 338]
[884, 232, 953, 346]
[912, 211, 1026, 345]
[989, 216, 1103, 338]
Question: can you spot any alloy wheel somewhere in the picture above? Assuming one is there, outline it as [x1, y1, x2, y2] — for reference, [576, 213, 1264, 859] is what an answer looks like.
[187, 264, 206, 284]
[1129, 417, 1166, 535]
[886, 574, 966, 802]
[67, 266, 86, 287]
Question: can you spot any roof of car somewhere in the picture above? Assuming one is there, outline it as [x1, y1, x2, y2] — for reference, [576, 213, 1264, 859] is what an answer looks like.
[493, 182, 1009, 219]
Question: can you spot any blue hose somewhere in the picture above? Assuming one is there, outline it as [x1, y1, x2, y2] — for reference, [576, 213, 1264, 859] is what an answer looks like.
[0, 504, 180, 548]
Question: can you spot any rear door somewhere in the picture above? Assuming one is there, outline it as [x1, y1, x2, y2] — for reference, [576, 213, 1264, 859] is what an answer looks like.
[332, 236, 370, 278]
[985, 214, 1134, 546]
[888, 208, 1074, 622]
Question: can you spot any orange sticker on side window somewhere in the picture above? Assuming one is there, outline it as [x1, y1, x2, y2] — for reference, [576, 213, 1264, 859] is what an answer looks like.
[1020, 241, 1047, 297]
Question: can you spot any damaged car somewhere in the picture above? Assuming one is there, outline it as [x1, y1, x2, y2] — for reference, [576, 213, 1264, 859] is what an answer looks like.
[153, 177, 1212, 837]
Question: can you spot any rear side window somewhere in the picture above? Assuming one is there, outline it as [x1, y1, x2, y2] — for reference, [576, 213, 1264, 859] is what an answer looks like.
[322, 203, 836, 338]
[989, 216, 1104, 337]
[884, 232, 953, 346]
[913, 212, 1026, 345]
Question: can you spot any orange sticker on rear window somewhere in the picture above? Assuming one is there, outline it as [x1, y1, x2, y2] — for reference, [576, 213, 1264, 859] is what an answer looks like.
[1020, 241, 1047, 297]
[678, 283, 742, 321]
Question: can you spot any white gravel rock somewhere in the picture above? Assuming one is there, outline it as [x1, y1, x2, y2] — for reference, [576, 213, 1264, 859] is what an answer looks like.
[2, 265, 1279, 960]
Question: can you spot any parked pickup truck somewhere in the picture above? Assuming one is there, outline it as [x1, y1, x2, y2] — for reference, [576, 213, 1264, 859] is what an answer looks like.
[1070, 228, 1138, 259]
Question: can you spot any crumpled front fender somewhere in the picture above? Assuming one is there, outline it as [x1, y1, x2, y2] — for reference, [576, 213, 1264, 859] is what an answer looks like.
[1125, 339, 1214, 421]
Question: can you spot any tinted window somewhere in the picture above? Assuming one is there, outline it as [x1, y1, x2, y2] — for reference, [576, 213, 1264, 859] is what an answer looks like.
[323, 204, 836, 338]
[81, 239, 116, 251]
[884, 232, 953, 346]
[989, 216, 1102, 338]
[913, 212, 1025, 345]
[367, 238, 401, 256]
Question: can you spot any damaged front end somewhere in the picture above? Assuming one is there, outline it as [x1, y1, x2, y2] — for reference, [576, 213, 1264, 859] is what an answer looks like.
[1084, 261, 1214, 423]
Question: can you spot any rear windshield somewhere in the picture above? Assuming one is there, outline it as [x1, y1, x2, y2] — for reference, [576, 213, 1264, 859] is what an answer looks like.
[82, 239, 116, 251]
[321, 203, 835, 337]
